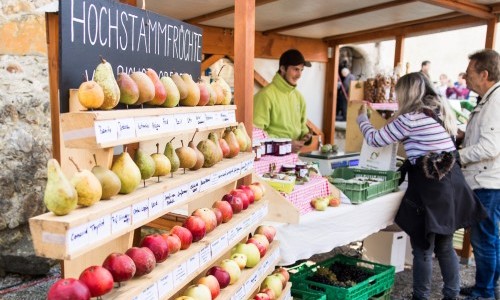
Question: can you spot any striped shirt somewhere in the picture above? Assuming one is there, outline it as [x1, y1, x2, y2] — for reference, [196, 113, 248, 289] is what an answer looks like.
[357, 112, 456, 164]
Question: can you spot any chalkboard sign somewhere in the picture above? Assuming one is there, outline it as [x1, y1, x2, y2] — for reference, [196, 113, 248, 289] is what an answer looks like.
[59, 0, 203, 113]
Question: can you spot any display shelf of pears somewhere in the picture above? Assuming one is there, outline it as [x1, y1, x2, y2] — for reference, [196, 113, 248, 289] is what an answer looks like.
[29, 152, 255, 260]
[61, 102, 237, 149]
[101, 199, 270, 300]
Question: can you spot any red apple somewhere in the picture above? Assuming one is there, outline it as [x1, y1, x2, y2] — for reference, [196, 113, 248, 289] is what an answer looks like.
[255, 225, 276, 243]
[102, 252, 136, 283]
[192, 207, 217, 233]
[273, 267, 290, 283]
[231, 189, 249, 209]
[125, 247, 156, 277]
[197, 275, 220, 299]
[237, 185, 255, 204]
[230, 253, 247, 270]
[162, 233, 182, 254]
[252, 234, 270, 250]
[140, 234, 169, 263]
[78, 266, 114, 298]
[212, 200, 233, 223]
[170, 225, 193, 250]
[222, 193, 243, 213]
[220, 259, 242, 284]
[183, 284, 211, 300]
[211, 207, 223, 226]
[47, 278, 91, 300]
[183, 215, 206, 242]
[254, 292, 271, 300]
[261, 274, 284, 298]
[247, 237, 267, 258]
[260, 287, 276, 300]
[219, 138, 230, 158]
[206, 266, 231, 289]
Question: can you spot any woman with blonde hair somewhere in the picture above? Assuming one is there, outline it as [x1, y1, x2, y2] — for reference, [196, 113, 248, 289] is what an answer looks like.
[357, 72, 486, 300]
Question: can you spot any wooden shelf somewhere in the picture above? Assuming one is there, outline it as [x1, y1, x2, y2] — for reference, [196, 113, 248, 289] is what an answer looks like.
[61, 105, 237, 149]
[101, 199, 269, 300]
[279, 282, 293, 300]
[29, 153, 255, 260]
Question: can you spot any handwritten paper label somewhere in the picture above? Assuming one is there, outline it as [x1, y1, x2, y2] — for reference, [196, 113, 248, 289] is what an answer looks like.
[176, 185, 190, 203]
[210, 172, 220, 186]
[149, 194, 163, 217]
[111, 207, 132, 234]
[220, 111, 229, 123]
[161, 115, 176, 132]
[241, 160, 253, 173]
[258, 263, 265, 278]
[232, 286, 246, 300]
[228, 110, 236, 123]
[210, 238, 222, 257]
[67, 223, 89, 252]
[185, 114, 195, 129]
[88, 216, 111, 243]
[227, 228, 237, 244]
[132, 199, 150, 225]
[134, 283, 158, 300]
[116, 118, 135, 140]
[157, 272, 174, 299]
[199, 245, 211, 265]
[94, 120, 117, 144]
[242, 217, 252, 230]
[186, 253, 200, 275]
[163, 188, 178, 209]
[199, 176, 211, 192]
[195, 113, 206, 127]
[151, 116, 163, 133]
[174, 115, 185, 128]
[173, 263, 187, 287]
[245, 272, 259, 294]
[189, 180, 200, 194]
[205, 112, 215, 126]
[135, 117, 154, 137]
[212, 111, 221, 126]
[233, 164, 241, 175]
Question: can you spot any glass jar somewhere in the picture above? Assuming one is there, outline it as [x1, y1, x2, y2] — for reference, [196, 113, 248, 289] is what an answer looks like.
[295, 162, 308, 179]
[265, 138, 274, 155]
[273, 139, 287, 156]
[283, 138, 292, 154]
[252, 141, 262, 161]
[281, 164, 296, 173]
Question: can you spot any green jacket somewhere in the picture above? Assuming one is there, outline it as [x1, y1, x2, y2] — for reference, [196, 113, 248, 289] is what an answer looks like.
[253, 73, 309, 140]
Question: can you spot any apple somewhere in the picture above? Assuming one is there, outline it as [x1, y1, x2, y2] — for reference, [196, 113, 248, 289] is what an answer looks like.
[261, 274, 284, 298]
[252, 234, 270, 250]
[255, 225, 276, 243]
[183, 215, 206, 242]
[183, 284, 212, 300]
[272, 272, 287, 289]
[78, 266, 114, 298]
[219, 138, 230, 158]
[328, 195, 341, 207]
[175, 297, 195, 300]
[47, 278, 91, 300]
[311, 197, 329, 211]
[232, 243, 261, 268]
[230, 253, 247, 270]
[206, 266, 231, 289]
[212, 207, 223, 226]
[161, 232, 182, 254]
[247, 237, 267, 258]
[102, 252, 136, 283]
[237, 185, 255, 204]
[192, 208, 217, 233]
[170, 225, 193, 250]
[251, 182, 266, 195]
[220, 259, 241, 284]
[198, 275, 220, 299]
[222, 193, 243, 213]
[254, 292, 271, 300]
[140, 234, 169, 263]
[249, 184, 264, 201]
[273, 267, 290, 283]
[125, 247, 156, 277]
[260, 287, 276, 300]
[230, 189, 249, 209]
[212, 200, 233, 223]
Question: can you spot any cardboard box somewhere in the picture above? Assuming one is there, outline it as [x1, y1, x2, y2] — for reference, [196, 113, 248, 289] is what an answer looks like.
[363, 225, 407, 272]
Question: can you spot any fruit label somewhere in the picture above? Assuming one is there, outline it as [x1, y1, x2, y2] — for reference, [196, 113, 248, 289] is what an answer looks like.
[220, 111, 229, 123]
[186, 253, 200, 275]
[94, 120, 117, 144]
[244, 272, 259, 295]
[242, 216, 252, 229]
[174, 115, 185, 129]
[161, 115, 176, 132]
[163, 189, 178, 208]
[210, 171, 221, 186]
[135, 117, 154, 137]
[232, 286, 246, 300]
[67, 222, 90, 253]
[151, 116, 163, 133]
[133, 282, 158, 300]
[185, 115, 195, 130]
[233, 164, 241, 175]
[199, 175, 212, 192]
[212, 112, 221, 127]
[195, 113, 206, 127]
[157, 272, 174, 298]
[116, 118, 135, 140]
[257, 264, 266, 278]
[111, 207, 132, 234]
[87, 216, 111, 244]
[210, 234, 227, 257]
[250, 211, 259, 225]
[204, 113, 215, 126]
[227, 228, 238, 244]
[189, 180, 200, 194]
[173, 263, 187, 287]
[177, 184, 190, 202]
[149, 194, 163, 217]
[199, 245, 212, 265]
[228, 110, 237, 123]
[241, 160, 254, 173]
[132, 199, 150, 225]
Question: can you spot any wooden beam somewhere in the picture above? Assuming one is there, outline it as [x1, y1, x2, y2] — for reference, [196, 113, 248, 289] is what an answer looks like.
[485, 17, 498, 49]
[418, 0, 495, 19]
[254, 70, 269, 88]
[394, 35, 405, 68]
[322, 45, 340, 145]
[46, 12, 61, 162]
[491, 3, 500, 14]
[263, 0, 413, 35]
[185, 0, 277, 24]
[201, 54, 224, 73]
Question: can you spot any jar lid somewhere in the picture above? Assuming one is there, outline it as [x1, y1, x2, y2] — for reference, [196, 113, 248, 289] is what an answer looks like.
[282, 164, 296, 169]
[295, 162, 307, 166]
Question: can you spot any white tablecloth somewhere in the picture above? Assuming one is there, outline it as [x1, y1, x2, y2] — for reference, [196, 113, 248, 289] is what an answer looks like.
[270, 189, 405, 266]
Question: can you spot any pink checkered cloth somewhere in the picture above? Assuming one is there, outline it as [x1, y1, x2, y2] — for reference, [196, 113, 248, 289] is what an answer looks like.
[253, 127, 268, 140]
[285, 174, 331, 215]
[254, 153, 299, 175]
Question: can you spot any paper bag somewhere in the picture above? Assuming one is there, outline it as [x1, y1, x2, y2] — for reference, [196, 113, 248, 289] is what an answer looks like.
[359, 140, 398, 171]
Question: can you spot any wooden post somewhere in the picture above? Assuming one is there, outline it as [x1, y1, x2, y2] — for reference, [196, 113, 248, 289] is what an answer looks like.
[46, 13, 60, 162]
[394, 34, 405, 67]
[322, 45, 340, 144]
[485, 17, 498, 49]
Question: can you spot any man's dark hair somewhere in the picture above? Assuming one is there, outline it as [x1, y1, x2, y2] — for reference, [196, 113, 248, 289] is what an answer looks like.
[469, 49, 500, 82]
[421, 60, 431, 67]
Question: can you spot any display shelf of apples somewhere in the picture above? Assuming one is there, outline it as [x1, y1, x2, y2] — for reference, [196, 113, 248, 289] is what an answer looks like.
[29, 152, 256, 260]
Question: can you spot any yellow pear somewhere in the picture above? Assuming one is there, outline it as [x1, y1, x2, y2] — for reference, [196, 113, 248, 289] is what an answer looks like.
[44, 159, 78, 216]
[176, 140, 197, 173]
[111, 150, 141, 194]
[130, 71, 155, 105]
[94, 57, 120, 110]
[180, 73, 200, 106]
[69, 157, 102, 207]
[152, 143, 171, 181]
[171, 72, 188, 100]
[160, 76, 180, 108]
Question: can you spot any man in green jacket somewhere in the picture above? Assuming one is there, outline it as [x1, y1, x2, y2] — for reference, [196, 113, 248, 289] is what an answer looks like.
[253, 49, 312, 152]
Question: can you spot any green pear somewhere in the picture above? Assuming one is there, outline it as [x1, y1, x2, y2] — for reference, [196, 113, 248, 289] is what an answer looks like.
[69, 157, 102, 207]
[208, 132, 223, 162]
[164, 137, 180, 176]
[175, 140, 197, 173]
[171, 72, 188, 100]
[91, 155, 121, 200]
[188, 130, 204, 171]
[117, 72, 139, 105]
[197, 139, 219, 168]
[94, 57, 120, 110]
[44, 159, 78, 216]
[152, 143, 171, 181]
[134, 148, 156, 186]
[223, 129, 240, 158]
[160, 76, 180, 108]
[180, 73, 200, 106]
[232, 126, 248, 152]
[111, 150, 141, 194]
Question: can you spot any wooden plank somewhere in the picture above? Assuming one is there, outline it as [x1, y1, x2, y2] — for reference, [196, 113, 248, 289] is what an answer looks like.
[322, 45, 339, 144]
[201, 54, 224, 72]
[485, 17, 498, 49]
[394, 35, 405, 68]
[418, 0, 495, 19]
[254, 70, 269, 88]
[46, 12, 60, 162]
[185, 0, 278, 24]
[255, 175, 300, 224]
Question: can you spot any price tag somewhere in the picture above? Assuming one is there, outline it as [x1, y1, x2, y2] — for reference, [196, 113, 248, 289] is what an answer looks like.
[111, 207, 132, 234]
[245, 272, 259, 294]
[157, 272, 174, 299]
[189, 180, 200, 194]
[176, 185, 190, 203]
[134, 283, 158, 300]
[231, 286, 246, 300]
[163, 188, 178, 209]
[257, 263, 265, 278]
[116, 118, 135, 140]
[210, 238, 223, 257]
[161, 115, 176, 132]
[199, 175, 212, 192]
[94, 120, 118, 144]
[67, 223, 89, 252]
[210, 171, 220, 186]
[227, 228, 237, 244]
[228, 110, 236, 123]
[213, 111, 222, 126]
[233, 223, 244, 240]
[149, 194, 163, 217]
[195, 113, 206, 127]
[135, 117, 154, 137]
[185, 114, 195, 129]
[205, 112, 215, 126]
[218, 233, 228, 250]
[132, 199, 150, 225]
[262, 257, 271, 272]
[173, 263, 187, 287]
[151, 116, 163, 133]
[199, 245, 212, 265]
[220, 111, 229, 123]
[87, 215, 111, 243]
[186, 253, 200, 275]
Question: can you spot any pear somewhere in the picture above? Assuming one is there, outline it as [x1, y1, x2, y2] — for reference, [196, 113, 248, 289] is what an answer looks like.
[117, 72, 140, 105]
[197, 139, 219, 168]
[219, 138, 230, 158]
[180, 73, 200, 106]
[171, 72, 188, 100]
[211, 82, 225, 105]
[189, 130, 204, 171]
[77, 78, 104, 109]
[175, 140, 197, 173]
[160, 76, 180, 108]
[111, 149, 141, 194]
[164, 137, 180, 177]
[215, 77, 232, 105]
[130, 71, 155, 105]
[91, 154, 121, 200]
[151, 143, 171, 181]
[69, 157, 102, 207]
[145, 68, 167, 106]
[238, 122, 252, 151]
[94, 57, 120, 110]
[134, 148, 156, 187]
[201, 78, 216, 106]
[197, 80, 210, 106]
[208, 132, 223, 162]
[233, 126, 248, 152]
[223, 128, 240, 158]
[44, 159, 78, 216]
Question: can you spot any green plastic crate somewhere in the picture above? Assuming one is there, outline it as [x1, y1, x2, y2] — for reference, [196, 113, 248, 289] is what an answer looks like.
[329, 168, 400, 203]
[291, 287, 327, 300]
[370, 288, 392, 300]
[289, 255, 395, 300]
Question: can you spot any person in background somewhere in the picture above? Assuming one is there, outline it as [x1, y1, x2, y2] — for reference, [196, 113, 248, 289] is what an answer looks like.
[420, 60, 431, 80]
[458, 49, 500, 300]
[336, 67, 356, 121]
[437, 73, 450, 98]
[253, 49, 312, 152]
[446, 72, 470, 100]
[358, 72, 486, 300]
